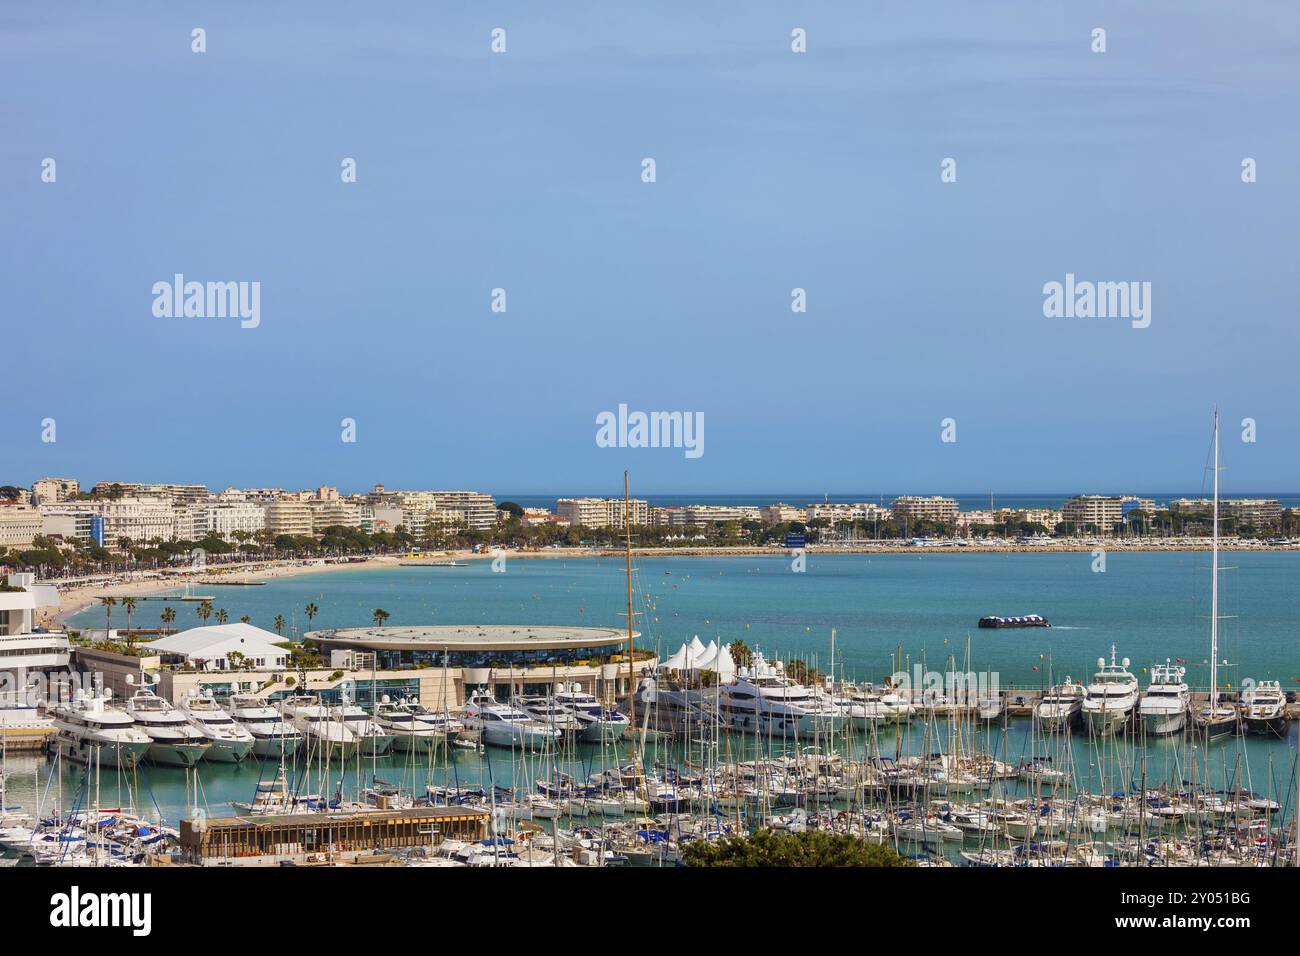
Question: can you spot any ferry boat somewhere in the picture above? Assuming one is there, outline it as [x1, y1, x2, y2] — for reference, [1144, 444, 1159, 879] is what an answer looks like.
[1138, 662, 1189, 737]
[1034, 681, 1084, 732]
[228, 695, 303, 758]
[125, 689, 211, 767]
[978, 614, 1050, 629]
[1081, 647, 1139, 736]
[179, 690, 255, 762]
[462, 690, 562, 750]
[1240, 680, 1287, 736]
[716, 653, 847, 738]
[49, 692, 152, 768]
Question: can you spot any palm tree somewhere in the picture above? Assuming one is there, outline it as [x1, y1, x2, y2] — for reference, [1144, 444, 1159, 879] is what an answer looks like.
[121, 596, 138, 638]
[160, 606, 176, 633]
[99, 596, 117, 633]
[215, 608, 229, 625]
[305, 603, 319, 630]
[273, 615, 285, 636]
[196, 600, 214, 625]
[372, 608, 390, 626]
[239, 614, 251, 624]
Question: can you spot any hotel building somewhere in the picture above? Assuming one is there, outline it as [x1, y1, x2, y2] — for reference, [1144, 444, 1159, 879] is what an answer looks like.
[264, 500, 314, 536]
[31, 477, 80, 504]
[891, 496, 959, 524]
[0, 505, 43, 549]
[556, 497, 650, 528]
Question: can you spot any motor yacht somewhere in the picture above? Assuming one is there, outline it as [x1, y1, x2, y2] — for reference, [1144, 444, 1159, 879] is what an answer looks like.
[1240, 680, 1287, 736]
[462, 690, 562, 750]
[334, 697, 394, 757]
[716, 653, 848, 738]
[49, 691, 152, 768]
[283, 695, 359, 760]
[1138, 661, 1189, 737]
[228, 695, 304, 759]
[551, 683, 630, 742]
[124, 689, 210, 766]
[1082, 646, 1139, 736]
[1034, 681, 1085, 732]
[374, 697, 464, 752]
[179, 691, 255, 762]
[518, 694, 585, 739]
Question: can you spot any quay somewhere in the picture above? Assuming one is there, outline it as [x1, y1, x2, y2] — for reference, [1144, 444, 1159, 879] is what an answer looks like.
[93, 594, 216, 602]
[178, 806, 490, 866]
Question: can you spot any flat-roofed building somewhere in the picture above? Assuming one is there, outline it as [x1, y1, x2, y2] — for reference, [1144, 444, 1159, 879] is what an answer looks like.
[264, 500, 314, 536]
[0, 505, 43, 548]
[891, 496, 958, 524]
[91, 481, 209, 503]
[39, 506, 96, 542]
[32, 477, 80, 504]
[308, 500, 361, 533]
[760, 503, 807, 525]
[1168, 497, 1281, 526]
[681, 505, 762, 525]
[1062, 495, 1123, 531]
[556, 497, 649, 528]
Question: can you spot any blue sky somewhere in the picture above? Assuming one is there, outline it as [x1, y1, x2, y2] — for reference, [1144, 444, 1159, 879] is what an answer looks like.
[3, 2, 1298, 496]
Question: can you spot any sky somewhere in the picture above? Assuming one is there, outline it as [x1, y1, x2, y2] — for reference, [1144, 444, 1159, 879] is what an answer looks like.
[2, 1, 1299, 497]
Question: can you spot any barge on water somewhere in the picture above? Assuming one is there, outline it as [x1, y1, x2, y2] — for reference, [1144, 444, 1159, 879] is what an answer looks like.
[978, 614, 1050, 629]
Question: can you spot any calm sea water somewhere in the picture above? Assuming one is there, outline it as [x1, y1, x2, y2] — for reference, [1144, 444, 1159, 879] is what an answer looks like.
[70, 550, 1300, 688]
[37, 551, 1299, 825]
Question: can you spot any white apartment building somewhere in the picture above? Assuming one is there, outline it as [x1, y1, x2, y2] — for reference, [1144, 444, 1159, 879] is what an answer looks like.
[681, 505, 762, 525]
[91, 481, 209, 503]
[32, 477, 80, 503]
[308, 500, 362, 533]
[39, 506, 96, 542]
[199, 501, 267, 538]
[556, 497, 650, 528]
[1062, 495, 1124, 531]
[426, 491, 498, 530]
[805, 502, 893, 524]
[97, 498, 177, 547]
[891, 496, 959, 524]
[263, 500, 314, 536]
[1168, 497, 1281, 525]
[0, 505, 43, 548]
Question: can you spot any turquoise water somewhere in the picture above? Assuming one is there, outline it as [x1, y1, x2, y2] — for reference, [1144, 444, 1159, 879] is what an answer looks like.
[36, 551, 1300, 828]
[70, 551, 1300, 688]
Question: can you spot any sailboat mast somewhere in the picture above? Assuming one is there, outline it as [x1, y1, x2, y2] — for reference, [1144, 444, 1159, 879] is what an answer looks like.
[1210, 409, 1219, 707]
[623, 471, 637, 742]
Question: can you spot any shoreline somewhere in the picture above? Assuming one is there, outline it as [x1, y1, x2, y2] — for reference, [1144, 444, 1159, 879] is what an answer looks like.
[46, 539, 1299, 629]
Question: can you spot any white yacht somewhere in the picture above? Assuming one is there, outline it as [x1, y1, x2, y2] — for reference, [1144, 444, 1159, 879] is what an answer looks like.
[1034, 681, 1085, 732]
[552, 683, 630, 742]
[819, 682, 887, 729]
[335, 698, 394, 757]
[49, 692, 152, 767]
[1241, 680, 1287, 736]
[179, 691, 255, 762]
[462, 690, 561, 750]
[716, 653, 848, 738]
[1081, 647, 1139, 736]
[518, 695, 585, 739]
[228, 695, 303, 758]
[374, 698, 463, 752]
[283, 695, 359, 760]
[1138, 661, 1189, 737]
[125, 689, 211, 767]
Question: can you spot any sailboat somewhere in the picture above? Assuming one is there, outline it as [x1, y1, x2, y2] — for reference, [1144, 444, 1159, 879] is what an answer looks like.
[1193, 409, 1239, 742]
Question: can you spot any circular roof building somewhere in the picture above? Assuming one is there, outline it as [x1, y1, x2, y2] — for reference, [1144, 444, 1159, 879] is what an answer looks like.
[309, 624, 639, 670]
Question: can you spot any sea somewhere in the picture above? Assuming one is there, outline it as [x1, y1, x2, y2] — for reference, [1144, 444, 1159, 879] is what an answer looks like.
[13, 550, 1294, 827]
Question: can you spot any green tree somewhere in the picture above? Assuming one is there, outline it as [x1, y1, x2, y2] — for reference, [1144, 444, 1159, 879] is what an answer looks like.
[99, 596, 117, 632]
[215, 608, 229, 625]
[372, 608, 390, 626]
[196, 600, 214, 625]
[273, 614, 285, 636]
[160, 605, 176, 633]
[304, 603, 319, 630]
[682, 829, 914, 868]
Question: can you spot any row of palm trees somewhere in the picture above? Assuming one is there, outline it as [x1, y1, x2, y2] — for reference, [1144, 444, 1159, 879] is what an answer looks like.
[96, 596, 392, 643]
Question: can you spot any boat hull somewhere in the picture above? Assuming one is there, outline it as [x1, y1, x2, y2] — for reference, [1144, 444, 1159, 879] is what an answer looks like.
[251, 735, 302, 759]
[1140, 709, 1187, 736]
[203, 738, 254, 763]
[1084, 706, 1132, 736]
[53, 734, 150, 768]
[1244, 714, 1287, 736]
[147, 741, 210, 767]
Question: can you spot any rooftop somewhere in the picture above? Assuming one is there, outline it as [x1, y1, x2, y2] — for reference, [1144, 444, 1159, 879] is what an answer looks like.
[310, 624, 635, 651]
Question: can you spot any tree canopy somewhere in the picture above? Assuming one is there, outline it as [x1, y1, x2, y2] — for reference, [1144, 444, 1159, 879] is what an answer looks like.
[682, 829, 915, 868]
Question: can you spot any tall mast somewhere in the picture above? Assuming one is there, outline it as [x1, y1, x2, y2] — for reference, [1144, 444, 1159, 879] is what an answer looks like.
[623, 471, 637, 748]
[1210, 408, 1220, 709]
